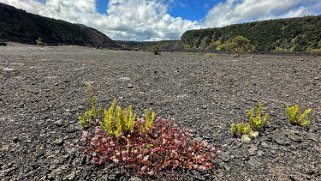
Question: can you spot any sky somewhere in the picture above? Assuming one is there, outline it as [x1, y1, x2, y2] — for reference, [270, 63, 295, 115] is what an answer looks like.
[1, 0, 321, 41]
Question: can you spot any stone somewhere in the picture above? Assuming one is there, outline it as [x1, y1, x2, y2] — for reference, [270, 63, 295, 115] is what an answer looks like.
[242, 135, 251, 142]
[261, 142, 268, 148]
[248, 145, 258, 156]
[129, 176, 143, 181]
[63, 171, 76, 181]
[118, 77, 131, 81]
[274, 137, 288, 146]
[54, 139, 64, 146]
[54, 120, 64, 127]
[127, 84, 133, 88]
[12, 137, 19, 143]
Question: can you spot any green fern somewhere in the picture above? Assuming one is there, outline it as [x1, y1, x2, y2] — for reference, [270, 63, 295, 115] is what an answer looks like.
[140, 109, 155, 133]
[79, 83, 102, 128]
[230, 102, 269, 140]
[248, 102, 269, 131]
[231, 123, 237, 137]
[286, 104, 312, 126]
[236, 122, 251, 135]
[100, 99, 137, 137]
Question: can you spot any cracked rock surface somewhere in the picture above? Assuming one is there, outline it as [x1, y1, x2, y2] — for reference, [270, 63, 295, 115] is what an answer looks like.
[1, 44, 321, 180]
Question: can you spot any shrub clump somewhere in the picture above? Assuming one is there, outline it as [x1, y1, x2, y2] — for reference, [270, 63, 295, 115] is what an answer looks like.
[79, 83, 220, 175]
[152, 45, 161, 55]
[231, 102, 268, 141]
[286, 104, 312, 126]
[225, 35, 255, 55]
[36, 37, 45, 46]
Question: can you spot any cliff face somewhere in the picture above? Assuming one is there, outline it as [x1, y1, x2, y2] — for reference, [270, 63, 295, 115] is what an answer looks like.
[0, 3, 119, 48]
[179, 15, 321, 52]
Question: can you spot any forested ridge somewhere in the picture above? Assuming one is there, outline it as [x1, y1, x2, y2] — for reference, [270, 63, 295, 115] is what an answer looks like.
[179, 15, 321, 52]
[0, 3, 119, 48]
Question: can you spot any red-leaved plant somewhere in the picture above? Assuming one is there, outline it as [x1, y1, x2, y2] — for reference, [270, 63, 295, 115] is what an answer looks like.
[81, 118, 220, 175]
[79, 83, 220, 175]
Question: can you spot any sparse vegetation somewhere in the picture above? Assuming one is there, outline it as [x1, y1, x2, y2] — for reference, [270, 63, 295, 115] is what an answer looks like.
[248, 102, 269, 131]
[36, 37, 45, 46]
[78, 83, 102, 128]
[181, 15, 321, 52]
[79, 84, 220, 175]
[152, 45, 161, 55]
[205, 53, 215, 58]
[231, 102, 268, 141]
[225, 35, 255, 55]
[286, 104, 312, 126]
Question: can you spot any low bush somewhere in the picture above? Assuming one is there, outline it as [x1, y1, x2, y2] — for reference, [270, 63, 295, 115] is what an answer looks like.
[78, 83, 220, 175]
[36, 37, 46, 46]
[286, 104, 312, 126]
[231, 102, 268, 141]
[225, 35, 255, 55]
[248, 102, 269, 131]
[152, 45, 161, 55]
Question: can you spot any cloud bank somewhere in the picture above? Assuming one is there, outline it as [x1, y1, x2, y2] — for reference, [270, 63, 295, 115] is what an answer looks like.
[0, 0, 320, 41]
[204, 0, 321, 27]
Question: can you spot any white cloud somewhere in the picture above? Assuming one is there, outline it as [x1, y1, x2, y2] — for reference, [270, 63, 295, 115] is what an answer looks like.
[0, 0, 200, 41]
[204, 0, 321, 27]
[0, 0, 320, 40]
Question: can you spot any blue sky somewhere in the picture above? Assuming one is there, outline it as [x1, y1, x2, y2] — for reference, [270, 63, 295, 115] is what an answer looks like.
[1, 0, 321, 41]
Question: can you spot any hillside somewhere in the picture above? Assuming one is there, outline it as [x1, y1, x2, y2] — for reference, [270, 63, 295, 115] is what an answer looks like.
[0, 3, 119, 48]
[116, 40, 179, 51]
[179, 15, 321, 52]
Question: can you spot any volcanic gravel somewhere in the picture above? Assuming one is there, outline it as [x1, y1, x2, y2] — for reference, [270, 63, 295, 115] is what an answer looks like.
[1, 44, 321, 181]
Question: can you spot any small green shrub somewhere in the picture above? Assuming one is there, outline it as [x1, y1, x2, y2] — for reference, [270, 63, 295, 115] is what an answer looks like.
[79, 83, 102, 128]
[100, 99, 137, 137]
[248, 102, 269, 131]
[153, 45, 161, 55]
[231, 102, 269, 141]
[225, 35, 255, 55]
[286, 104, 312, 126]
[139, 109, 155, 133]
[78, 85, 220, 175]
[36, 37, 45, 46]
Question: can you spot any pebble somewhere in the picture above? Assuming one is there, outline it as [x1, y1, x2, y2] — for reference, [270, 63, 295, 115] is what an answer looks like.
[248, 145, 258, 156]
[119, 77, 131, 81]
[54, 120, 64, 127]
[129, 176, 143, 181]
[127, 84, 133, 88]
[63, 171, 76, 181]
[54, 139, 64, 146]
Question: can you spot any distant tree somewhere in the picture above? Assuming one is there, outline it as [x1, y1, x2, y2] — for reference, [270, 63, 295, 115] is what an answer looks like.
[36, 37, 45, 46]
[152, 45, 161, 55]
[225, 35, 255, 55]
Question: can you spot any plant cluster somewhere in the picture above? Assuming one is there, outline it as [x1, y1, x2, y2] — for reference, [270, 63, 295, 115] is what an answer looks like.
[79, 83, 102, 128]
[36, 37, 45, 46]
[152, 45, 161, 55]
[231, 102, 268, 141]
[79, 84, 220, 175]
[286, 104, 311, 126]
[224, 35, 255, 55]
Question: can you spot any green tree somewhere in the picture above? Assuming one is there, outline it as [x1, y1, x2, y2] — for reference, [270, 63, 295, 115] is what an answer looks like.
[225, 35, 255, 55]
